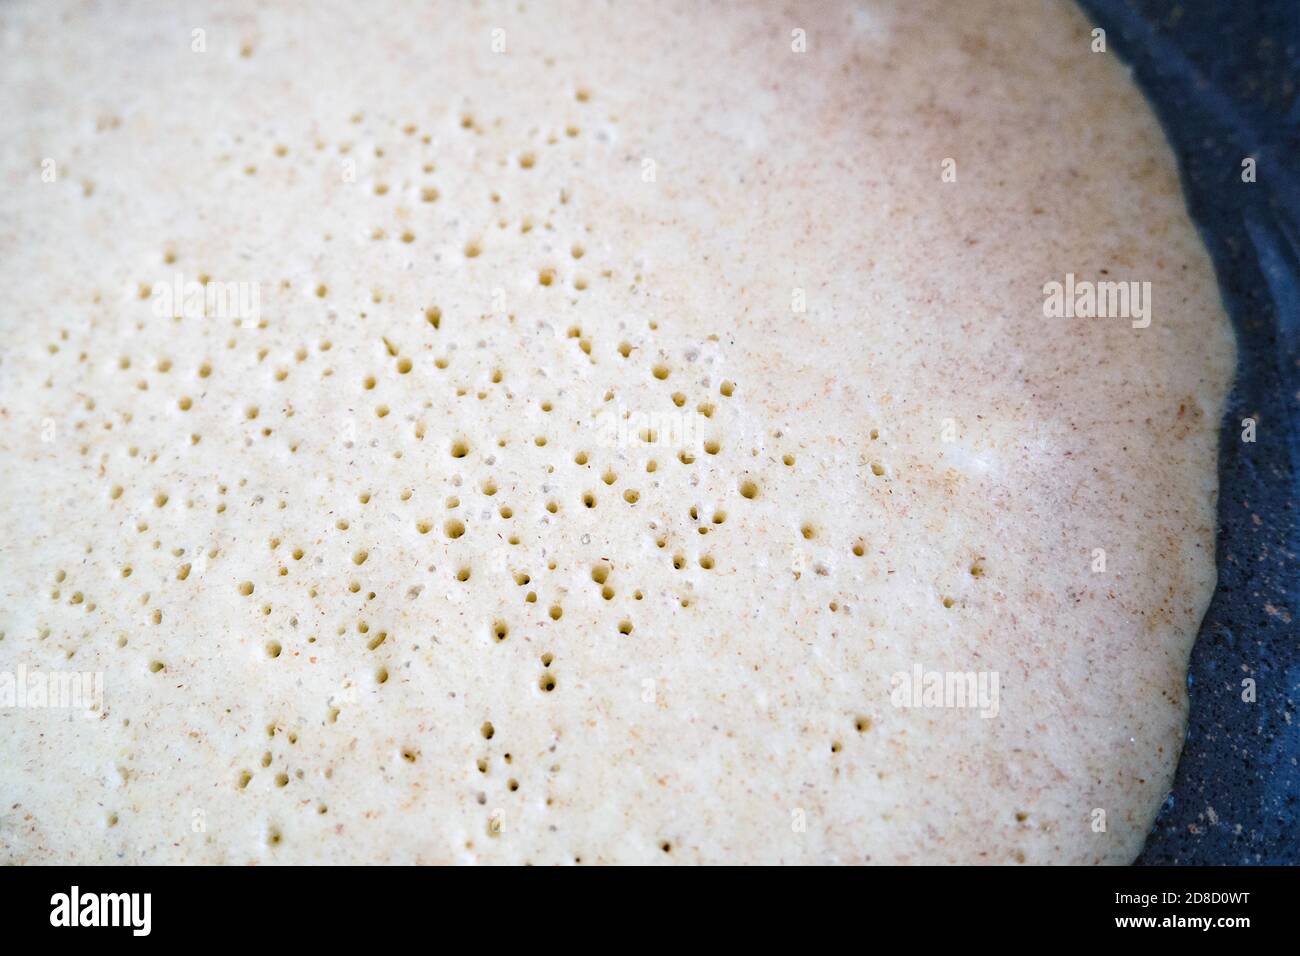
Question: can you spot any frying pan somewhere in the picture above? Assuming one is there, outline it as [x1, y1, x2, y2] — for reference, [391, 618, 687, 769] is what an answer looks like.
[1076, 0, 1299, 864]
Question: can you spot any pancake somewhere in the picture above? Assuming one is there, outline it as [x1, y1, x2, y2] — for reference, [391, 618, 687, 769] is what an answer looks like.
[0, 0, 1235, 864]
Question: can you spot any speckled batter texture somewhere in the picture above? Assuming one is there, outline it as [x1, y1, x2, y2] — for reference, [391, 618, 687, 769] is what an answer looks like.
[0, 0, 1234, 864]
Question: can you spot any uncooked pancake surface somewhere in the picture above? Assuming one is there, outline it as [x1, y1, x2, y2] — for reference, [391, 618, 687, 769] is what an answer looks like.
[0, 0, 1234, 864]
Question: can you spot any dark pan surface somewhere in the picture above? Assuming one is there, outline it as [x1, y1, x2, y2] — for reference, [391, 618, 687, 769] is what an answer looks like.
[1075, 0, 1299, 864]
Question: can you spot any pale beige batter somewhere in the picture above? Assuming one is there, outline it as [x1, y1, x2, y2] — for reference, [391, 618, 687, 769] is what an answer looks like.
[0, 0, 1234, 864]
